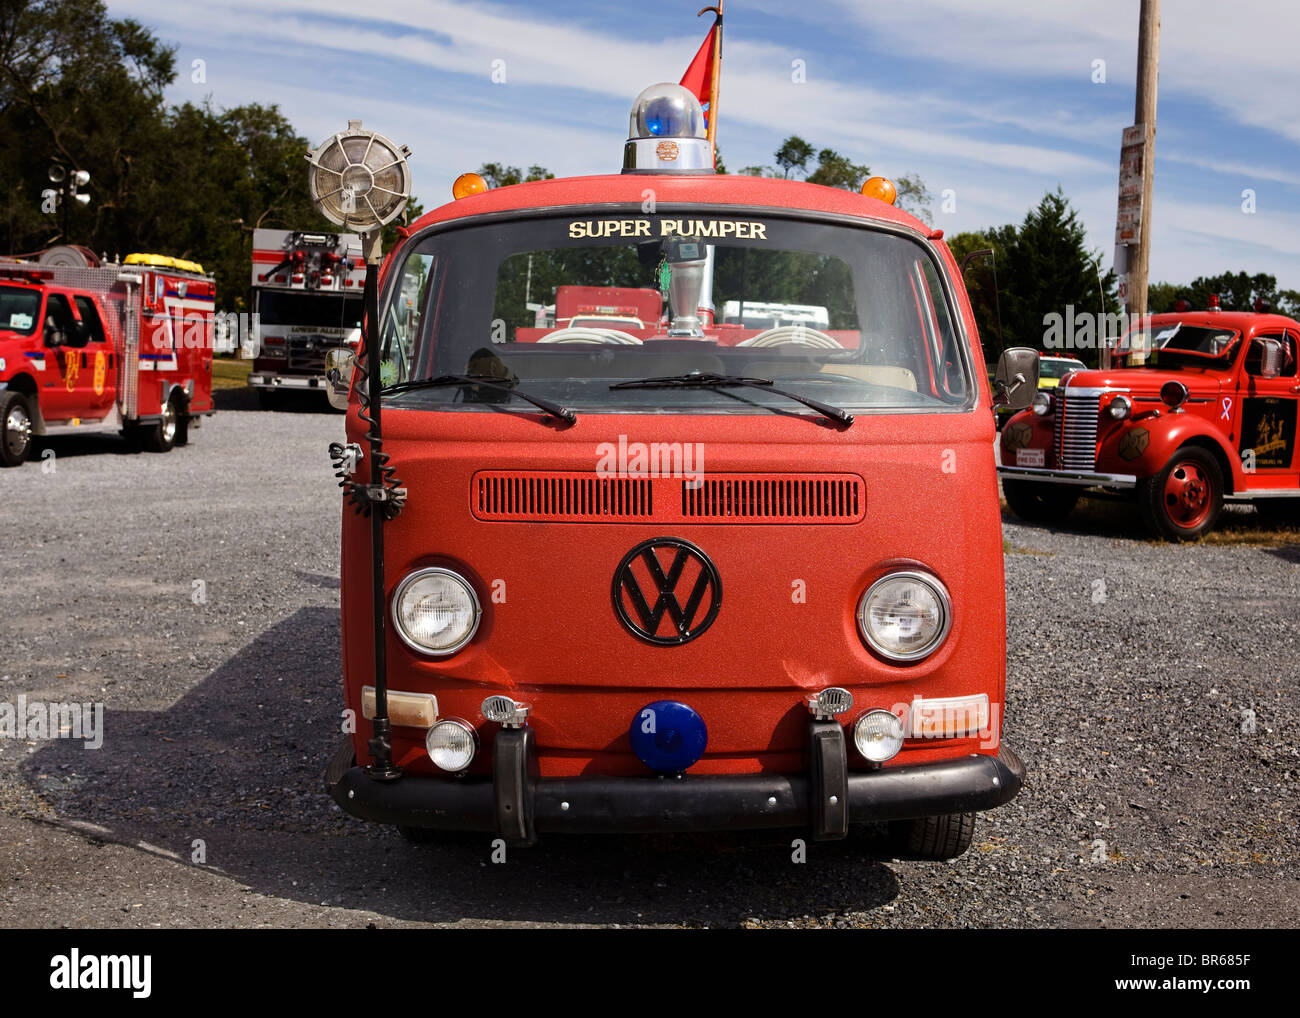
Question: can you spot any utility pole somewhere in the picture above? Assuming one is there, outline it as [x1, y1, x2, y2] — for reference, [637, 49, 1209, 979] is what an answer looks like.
[1113, 0, 1160, 368]
[1131, 0, 1160, 321]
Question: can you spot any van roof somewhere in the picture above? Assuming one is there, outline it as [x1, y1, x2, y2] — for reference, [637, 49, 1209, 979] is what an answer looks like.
[403, 173, 934, 238]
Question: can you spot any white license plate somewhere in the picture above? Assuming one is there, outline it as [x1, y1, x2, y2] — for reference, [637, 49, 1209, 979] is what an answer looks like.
[1016, 448, 1045, 467]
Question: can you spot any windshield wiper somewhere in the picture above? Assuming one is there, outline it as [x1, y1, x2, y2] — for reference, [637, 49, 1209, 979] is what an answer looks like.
[610, 372, 854, 426]
[383, 374, 576, 423]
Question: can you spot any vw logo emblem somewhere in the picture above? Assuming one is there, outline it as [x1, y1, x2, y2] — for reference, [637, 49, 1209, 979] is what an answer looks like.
[612, 537, 721, 646]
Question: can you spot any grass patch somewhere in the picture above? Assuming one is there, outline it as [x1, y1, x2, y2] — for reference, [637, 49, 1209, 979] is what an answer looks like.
[1002, 538, 1054, 556]
[1005, 493, 1300, 547]
[211, 357, 252, 390]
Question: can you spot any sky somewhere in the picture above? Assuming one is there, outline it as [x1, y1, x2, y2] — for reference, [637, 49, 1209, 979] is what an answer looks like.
[108, 0, 1300, 290]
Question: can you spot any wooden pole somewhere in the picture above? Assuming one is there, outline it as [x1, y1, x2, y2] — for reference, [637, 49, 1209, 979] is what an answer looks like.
[1130, 0, 1160, 323]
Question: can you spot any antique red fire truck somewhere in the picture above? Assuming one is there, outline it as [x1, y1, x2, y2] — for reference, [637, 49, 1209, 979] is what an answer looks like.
[246, 229, 365, 406]
[0, 252, 218, 466]
[318, 86, 1037, 859]
[999, 305, 1300, 540]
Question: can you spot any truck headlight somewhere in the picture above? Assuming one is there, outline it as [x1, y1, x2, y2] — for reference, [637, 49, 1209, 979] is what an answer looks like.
[857, 570, 951, 662]
[1107, 394, 1132, 419]
[391, 567, 481, 656]
[1032, 391, 1053, 416]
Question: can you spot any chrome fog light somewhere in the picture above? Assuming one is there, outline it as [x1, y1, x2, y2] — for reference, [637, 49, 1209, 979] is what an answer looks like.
[853, 710, 904, 763]
[425, 718, 477, 772]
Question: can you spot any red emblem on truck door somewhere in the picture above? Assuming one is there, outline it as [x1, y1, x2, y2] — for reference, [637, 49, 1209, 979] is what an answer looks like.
[612, 537, 721, 645]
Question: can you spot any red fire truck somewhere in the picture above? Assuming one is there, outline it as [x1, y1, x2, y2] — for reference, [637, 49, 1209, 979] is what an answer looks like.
[246, 229, 365, 405]
[320, 85, 1037, 858]
[999, 305, 1300, 540]
[0, 252, 218, 466]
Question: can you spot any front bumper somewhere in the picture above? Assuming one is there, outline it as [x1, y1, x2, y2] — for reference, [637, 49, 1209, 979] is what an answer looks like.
[998, 465, 1137, 488]
[247, 372, 326, 389]
[324, 723, 1026, 845]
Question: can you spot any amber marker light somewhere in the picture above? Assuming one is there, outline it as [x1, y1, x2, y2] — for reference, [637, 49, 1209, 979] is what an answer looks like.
[908, 694, 990, 740]
[860, 176, 897, 205]
[452, 172, 488, 200]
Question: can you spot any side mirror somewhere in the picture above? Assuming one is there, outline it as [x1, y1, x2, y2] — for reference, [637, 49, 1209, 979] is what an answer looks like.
[1251, 337, 1283, 379]
[325, 348, 355, 410]
[992, 347, 1040, 410]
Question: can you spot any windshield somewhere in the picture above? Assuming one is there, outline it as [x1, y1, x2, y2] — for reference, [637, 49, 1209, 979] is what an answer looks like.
[378, 211, 974, 414]
[256, 290, 363, 330]
[1040, 358, 1085, 379]
[1118, 322, 1240, 365]
[0, 285, 40, 335]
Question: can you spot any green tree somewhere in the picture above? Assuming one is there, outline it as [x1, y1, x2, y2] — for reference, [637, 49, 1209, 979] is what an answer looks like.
[736, 135, 931, 218]
[477, 163, 556, 188]
[1000, 189, 1117, 364]
[0, 0, 423, 313]
[948, 228, 1015, 362]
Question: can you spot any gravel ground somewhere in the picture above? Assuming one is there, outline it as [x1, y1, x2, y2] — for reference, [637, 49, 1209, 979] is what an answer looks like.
[0, 406, 1296, 928]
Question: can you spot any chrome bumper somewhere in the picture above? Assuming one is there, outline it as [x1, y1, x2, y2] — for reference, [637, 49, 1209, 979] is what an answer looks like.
[998, 466, 1137, 489]
[247, 372, 325, 389]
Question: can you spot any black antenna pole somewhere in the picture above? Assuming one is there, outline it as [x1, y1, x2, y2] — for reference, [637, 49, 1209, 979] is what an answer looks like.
[362, 230, 400, 781]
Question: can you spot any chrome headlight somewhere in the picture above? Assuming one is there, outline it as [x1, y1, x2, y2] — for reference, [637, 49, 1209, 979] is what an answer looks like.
[1031, 391, 1053, 416]
[853, 709, 905, 762]
[857, 571, 952, 662]
[425, 718, 477, 772]
[1108, 394, 1132, 419]
[391, 567, 481, 656]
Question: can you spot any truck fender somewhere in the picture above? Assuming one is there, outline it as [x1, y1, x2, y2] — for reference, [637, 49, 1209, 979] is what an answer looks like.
[0, 373, 46, 435]
[1098, 414, 1240, 493]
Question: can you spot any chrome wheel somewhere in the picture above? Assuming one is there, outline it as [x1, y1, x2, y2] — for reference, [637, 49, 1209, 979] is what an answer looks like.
[4, 401, 31, 460]
[160, 401, 177, 444]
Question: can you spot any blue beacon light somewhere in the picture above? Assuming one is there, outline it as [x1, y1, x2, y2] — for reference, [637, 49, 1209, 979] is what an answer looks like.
[629, 700, 708, 774]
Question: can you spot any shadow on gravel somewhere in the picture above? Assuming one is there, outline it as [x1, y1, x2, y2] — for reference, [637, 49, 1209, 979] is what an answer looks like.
[24, 607, 900, 926]
[999, 500, 1147, 542]
[1263, 543, 1300, 564]
[214, 387, 343, 414]
[31, 432, 139, 460]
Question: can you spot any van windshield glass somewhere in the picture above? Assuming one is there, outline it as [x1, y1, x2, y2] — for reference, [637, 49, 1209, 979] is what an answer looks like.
[379, 212, 973, 414]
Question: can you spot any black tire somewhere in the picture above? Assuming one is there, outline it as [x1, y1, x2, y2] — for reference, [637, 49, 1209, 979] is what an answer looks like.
[142, 397, 179, 453]
[173, 404, 190, 447]
[1138, 446, 1223, 541]
[889, 812, 976, 860]
[1002, 478, 1080, 523]
[1255, 500, 1299, 528]
[0, 390, 34, 467]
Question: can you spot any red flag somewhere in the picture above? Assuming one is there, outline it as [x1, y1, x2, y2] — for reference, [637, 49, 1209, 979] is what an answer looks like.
[680, 22, 718, 116]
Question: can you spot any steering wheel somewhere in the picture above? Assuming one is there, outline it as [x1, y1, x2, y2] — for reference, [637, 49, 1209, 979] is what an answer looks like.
[537, 328, 643, 345]
[737, 326, 842, 349]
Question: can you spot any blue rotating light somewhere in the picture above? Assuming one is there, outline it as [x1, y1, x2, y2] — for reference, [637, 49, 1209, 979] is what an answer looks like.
[629, 700, 708, 773]
[642, 97, 677, 137]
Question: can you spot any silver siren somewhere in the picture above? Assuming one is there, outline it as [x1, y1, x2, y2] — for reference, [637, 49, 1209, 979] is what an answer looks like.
[306, 120, 412, 236]
[622, 83, 715, 174]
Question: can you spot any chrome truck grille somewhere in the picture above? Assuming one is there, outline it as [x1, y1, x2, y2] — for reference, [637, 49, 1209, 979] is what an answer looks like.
[1054, 389, 1101, 470]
